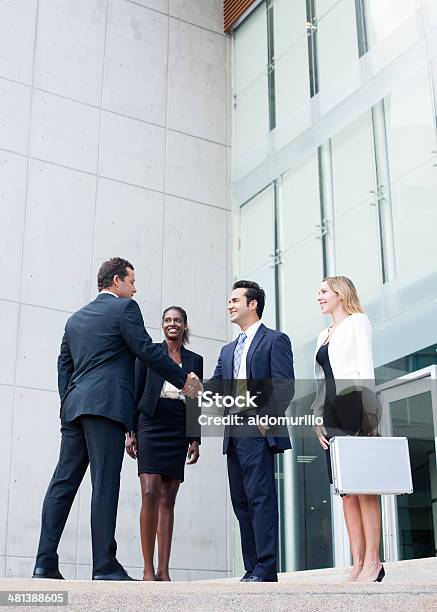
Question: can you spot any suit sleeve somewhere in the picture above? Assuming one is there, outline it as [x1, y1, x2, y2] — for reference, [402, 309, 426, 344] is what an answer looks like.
[134, 358, 147, 409]
[187, 354, 203, 445]
[132, 358, 147, 433]
[120, 300, 187, 389]
[57, 328, 74, 400]
[354, 315, 375, 381]
[211, 350, 223, 380]
[202, 348, 225, 398]
[353, 315, 378, 431]
[260, 333, 295, 419]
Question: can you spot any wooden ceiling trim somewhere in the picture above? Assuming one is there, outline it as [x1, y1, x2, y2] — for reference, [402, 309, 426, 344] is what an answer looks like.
[224, 0, 258, 32]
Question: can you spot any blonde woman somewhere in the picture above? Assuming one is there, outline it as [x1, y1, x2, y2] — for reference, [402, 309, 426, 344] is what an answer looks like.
[312, 276, 384, 583]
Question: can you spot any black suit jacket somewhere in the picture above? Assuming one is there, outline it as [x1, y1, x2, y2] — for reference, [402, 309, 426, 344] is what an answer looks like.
[134, 342, 203, 443]
[211, 323, 295, 454]
[57, 293, 188, 431]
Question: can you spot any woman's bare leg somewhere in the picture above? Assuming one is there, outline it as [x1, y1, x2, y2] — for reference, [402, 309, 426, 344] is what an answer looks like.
[342, 495, 366, 581]
[139, 473, 162, 581]
[155, 477, 180, 581]
[356, 495, 382, 582]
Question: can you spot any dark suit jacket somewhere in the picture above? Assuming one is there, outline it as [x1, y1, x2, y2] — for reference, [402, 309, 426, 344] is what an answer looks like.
[133, 342, 203, 443]
[211, 323, 295, 454]
[57, 293, 188, 431]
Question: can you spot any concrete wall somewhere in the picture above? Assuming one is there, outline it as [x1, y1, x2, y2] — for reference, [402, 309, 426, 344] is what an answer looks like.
[0, 0, 232, 580]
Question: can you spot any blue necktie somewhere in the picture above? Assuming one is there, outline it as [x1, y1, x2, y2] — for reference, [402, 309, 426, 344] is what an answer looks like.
[233, 332, 247, 379]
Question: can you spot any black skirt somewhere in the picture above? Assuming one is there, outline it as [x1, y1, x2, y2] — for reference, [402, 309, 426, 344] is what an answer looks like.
[136, 398, 189, 482]
[324, 391, 363, 485]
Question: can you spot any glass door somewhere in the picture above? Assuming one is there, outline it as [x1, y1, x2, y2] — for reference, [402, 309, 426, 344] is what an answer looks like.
[377, 366, 437, 561]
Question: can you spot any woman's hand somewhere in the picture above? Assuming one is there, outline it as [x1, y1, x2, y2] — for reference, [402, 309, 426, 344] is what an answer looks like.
[125, 431, 137, 459]
[361, 412, 379, 436]
[186, 441, 200, 464]
[313, 425, 329, 450]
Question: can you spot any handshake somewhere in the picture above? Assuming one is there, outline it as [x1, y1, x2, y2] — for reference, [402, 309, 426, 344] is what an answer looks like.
[181, 372, 203, 399]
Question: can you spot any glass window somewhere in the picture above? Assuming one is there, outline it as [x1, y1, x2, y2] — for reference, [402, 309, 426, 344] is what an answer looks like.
[334, 198, 382, 296]
[234, 4, 267, 93]
[331, 111, 383, 296]
[280, 239, 325, 348]
[364, 0, 420, 49]
[240, 185, 277, 328]
[292, 409, 334, 570]
[233, 5, 269, 166]
[331, 111, 376, 217]
[422, 0, 437, 32]
[281, 155, 321, 249]
[355, 0, 369, 56]
[428, 57, 437, 138]
[240, 185, 275, 273]
[390, 392, 436, 560]
[316, 0, 340, 16]
[315, 0, 360, 111]
[384, 66, 435, 182]
[274, 0, 307, 52]
[391, 159, 437, 282]
[279, 155, 325, 348]
[273, 0, 310, 135]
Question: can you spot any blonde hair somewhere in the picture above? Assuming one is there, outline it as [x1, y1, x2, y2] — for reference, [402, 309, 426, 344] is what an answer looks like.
[324, 276, 363, 315]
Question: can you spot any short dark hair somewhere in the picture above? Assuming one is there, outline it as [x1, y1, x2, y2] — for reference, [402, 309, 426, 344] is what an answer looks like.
[162, 306, 190, 346]
[232, 280, 265, 318]
[97, 257, 134, 291]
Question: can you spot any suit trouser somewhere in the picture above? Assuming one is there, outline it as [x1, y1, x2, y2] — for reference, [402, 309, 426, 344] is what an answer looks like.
[227, 423, 278, 580]
[35, 415, 125, 575]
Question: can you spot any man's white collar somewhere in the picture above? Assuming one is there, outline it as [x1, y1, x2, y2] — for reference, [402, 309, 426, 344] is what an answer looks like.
[240, 319, 262, 339]
[100, 290, 119, 298]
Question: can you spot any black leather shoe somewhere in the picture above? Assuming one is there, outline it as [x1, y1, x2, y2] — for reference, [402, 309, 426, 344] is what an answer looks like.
[32, 567, 64, 580]
[247, 575, 278, 582]
[239, 571, 252, 582]
[93, 567, 136, 581]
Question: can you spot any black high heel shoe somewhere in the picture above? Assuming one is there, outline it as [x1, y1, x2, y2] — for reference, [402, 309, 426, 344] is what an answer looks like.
[374, 565, 385, 582]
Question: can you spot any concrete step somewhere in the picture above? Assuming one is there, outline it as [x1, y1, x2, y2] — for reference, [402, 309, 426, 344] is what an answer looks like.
[1, 559, 436, 611]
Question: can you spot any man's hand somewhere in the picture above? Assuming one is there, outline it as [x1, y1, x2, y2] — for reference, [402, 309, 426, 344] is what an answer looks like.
[125, 431, 137, 459]
[258, 424, 268, 438]
[313, 424, 329, 450]
[186, 441, 200, 464]
[182, 372, 203, 399]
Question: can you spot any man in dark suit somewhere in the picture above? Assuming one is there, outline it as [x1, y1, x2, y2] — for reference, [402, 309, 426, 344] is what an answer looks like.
[211, 280, 294, 582]
[32, 257, 201, 581]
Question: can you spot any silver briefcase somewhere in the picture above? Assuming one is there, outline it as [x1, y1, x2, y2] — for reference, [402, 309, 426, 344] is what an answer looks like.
[329, 436, 413, 496]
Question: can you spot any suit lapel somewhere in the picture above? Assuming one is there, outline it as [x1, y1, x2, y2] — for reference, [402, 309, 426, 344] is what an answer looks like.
[181, 346, 192, 372]
[245, 324, 267, 378]
[225, 339, 238, 380]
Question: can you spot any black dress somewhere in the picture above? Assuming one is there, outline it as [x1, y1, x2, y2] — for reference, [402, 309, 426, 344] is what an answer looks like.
[137, 397, 188, 482]
[134, 344, 203, 484]
[316, 342, 363, 484]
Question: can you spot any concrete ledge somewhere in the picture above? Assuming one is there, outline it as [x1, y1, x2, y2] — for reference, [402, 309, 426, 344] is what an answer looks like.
[232, 556, 437, 584]
[1, 559, 436, 611]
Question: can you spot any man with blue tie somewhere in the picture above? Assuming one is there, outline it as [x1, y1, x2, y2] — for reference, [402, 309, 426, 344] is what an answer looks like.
[211, 280, 294, 582]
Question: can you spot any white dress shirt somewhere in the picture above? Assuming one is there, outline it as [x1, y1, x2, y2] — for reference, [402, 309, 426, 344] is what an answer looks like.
[160, 363, 185, 401]
[235, 319, 263, 379]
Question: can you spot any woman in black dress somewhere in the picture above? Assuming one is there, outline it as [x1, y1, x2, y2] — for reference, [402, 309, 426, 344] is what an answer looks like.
[125, 306, 203, 581]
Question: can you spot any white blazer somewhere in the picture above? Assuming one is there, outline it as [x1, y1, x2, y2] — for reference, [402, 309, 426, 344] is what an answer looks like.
[312, 313, 376, 420]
